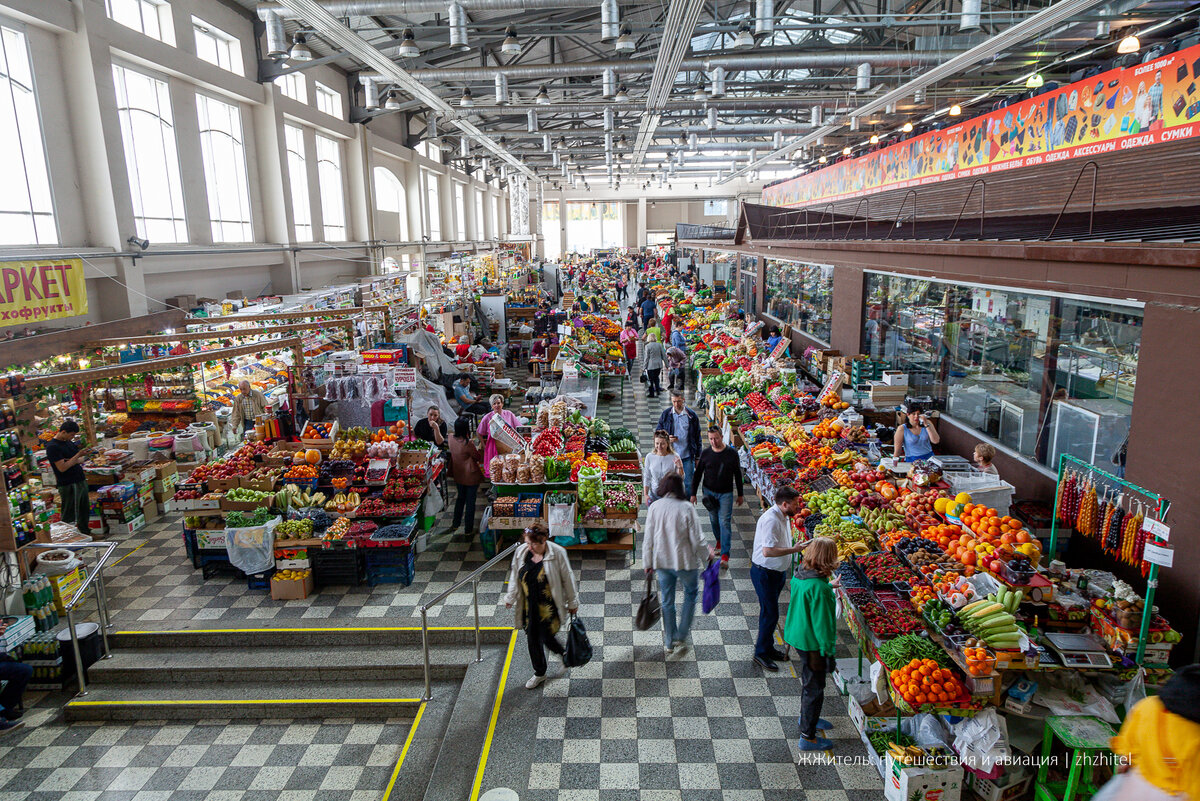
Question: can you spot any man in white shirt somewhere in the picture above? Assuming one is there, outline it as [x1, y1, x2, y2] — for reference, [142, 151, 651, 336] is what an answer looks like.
[750, 486, 804, 672]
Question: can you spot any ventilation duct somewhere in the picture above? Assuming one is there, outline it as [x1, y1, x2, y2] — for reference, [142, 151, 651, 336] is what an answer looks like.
[602, 68, 616, 98]
[460, 138, 470, 158]
[494, 73, 509, 103]
[600, 0, 619, 41]
[603, 107, 615, 131]
[811, 106, 822, 126]
[543, 133, 551, 152]
[754, 0, 774, 36]
[710, 66, 726, 97]
[856, 62, 871, 91]
[772, 131, 782, 149]
[363, 78, 381, 109]
[449, 2, 469, 51]
[706, 107, 718, 129]
[605, 132, 614, 151]
[527, 108, 537, 131]
[428, 115, 438, 137]
[959, 0, 982, 32]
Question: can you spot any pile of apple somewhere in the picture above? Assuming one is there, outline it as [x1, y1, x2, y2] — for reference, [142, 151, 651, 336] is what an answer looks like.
[848, 468, 886, 490]
[190, 451, 257, 483]
[893, 488, 945, 530]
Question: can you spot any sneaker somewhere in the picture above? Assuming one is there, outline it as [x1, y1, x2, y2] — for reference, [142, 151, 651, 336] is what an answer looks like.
[672, 641, 689, 656]
[720, 554, 730, 570]
[752, 655, 779, 672]
[525, 675, 547, 690]
[0, 720, 23, 736]
[797, 736, 833, 752]
[799, 716, 834, 731]
[663, 644, 676, 656]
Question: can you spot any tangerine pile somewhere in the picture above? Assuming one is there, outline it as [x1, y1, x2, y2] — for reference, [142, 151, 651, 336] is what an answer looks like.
[891, 658, 966, 707]
[964, 647, 995, 676]
[959, 504, 1032, 545]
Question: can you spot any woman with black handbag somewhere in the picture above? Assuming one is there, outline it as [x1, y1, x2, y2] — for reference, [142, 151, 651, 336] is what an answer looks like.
[783, 537, 840, 752]
[504, 525, 581, 689]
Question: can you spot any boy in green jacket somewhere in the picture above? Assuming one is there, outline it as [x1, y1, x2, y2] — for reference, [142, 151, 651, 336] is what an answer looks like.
[784, 536, 840, 752]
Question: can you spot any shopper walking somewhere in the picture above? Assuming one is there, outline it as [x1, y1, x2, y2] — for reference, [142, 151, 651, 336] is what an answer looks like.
[504, 525, 580, 689]
[625, 306, 640, 333]
[46, 420, 93, 532]
[0, 652, 30, 733]
[477, 394, 523, 478]
[1106, 664, 1200, 800]
[643, 430, 683, 505]
[656, 391, 700, 493]
[640, 293, 656, 328]
[784, 536, 840, 750]
[620, 321, 639, 377]
[690, 426, 744, 567]
[643, 333, 667, 398]
[750, 486, 805, 672]
[666, 344, 688, 391]
[643, 474, 714, 656]
[445, 417, 484, 535]
[230, 380, 267, 434]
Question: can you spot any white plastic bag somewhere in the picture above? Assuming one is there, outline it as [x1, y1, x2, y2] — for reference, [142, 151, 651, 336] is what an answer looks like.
[424, 483, 445, 516]
[1124, 666, 1147, 714]
[225, 516, 279, 575]
[548, 498, 576, 541]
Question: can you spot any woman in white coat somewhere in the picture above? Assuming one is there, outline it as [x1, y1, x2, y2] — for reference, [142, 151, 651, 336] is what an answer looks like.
[504, 525, 580, 689]
[642, 473, 714, 656]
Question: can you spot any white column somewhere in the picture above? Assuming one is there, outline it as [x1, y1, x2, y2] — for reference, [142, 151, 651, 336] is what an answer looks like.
[557, 195, 567, 257]
[637, 197, 648, 248]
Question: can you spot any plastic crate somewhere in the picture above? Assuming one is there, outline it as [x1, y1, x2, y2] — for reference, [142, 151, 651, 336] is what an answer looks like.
[201, 559, 245, 580]
[966, 766, 1033, 801]
[515, 492, 544, 518]
[365, 550, 415, 586]
[247, 570, 275, 591]
[311, 548, 363, 586]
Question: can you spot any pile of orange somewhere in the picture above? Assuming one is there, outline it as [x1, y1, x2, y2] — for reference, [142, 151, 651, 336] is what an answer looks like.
[960, 504, 1032, 545]
[832, 469, 853, 487]
[284, 464, 317, 480]
[891, 659, 966, 707]
[812, 419, 844, 438]
[931, 570, 965, 595]
[964, 648, 994, 676]
[880, 528, 918, 548]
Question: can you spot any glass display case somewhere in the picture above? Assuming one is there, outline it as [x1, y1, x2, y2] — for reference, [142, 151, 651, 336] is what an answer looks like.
[763, 259, 835, 344]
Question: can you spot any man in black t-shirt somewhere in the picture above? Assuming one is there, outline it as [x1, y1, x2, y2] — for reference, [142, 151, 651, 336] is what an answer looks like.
[413, 406, 447, 449]
[46, 420, 92, 531]
[690, 426, 745, 568]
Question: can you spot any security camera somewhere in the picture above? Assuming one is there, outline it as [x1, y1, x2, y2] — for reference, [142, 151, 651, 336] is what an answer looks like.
[127, 235, 150, 251]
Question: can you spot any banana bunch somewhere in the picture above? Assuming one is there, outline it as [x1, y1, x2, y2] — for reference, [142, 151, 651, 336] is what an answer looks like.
[831, 451, 857, 466]
[838, 540, 873, 558]
[324, 492, 361, 512]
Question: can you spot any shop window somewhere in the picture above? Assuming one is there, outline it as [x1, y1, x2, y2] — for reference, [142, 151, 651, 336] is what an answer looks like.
[192, 18, 242, 75]
[274, 72, 306, 103]
[196, 94, 252, 243]
[315, 134, 346, 240]
[107, 0, 175, 45]
[763, 259, 834, 343]
[283, 125, 313, 242]
[314, 82, 341, 118]
[112, 64, 188, 243]
[864, 273, 1141, 470]
[0, 24, 57, 246]
[740, 255, 758, 316]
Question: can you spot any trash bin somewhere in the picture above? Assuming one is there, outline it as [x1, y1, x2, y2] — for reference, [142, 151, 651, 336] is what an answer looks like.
[56, 622, 102, 680]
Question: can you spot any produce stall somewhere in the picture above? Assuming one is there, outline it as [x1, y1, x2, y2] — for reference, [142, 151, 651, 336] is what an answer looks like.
[692, 331, 1180, 797]
[483, 398, 641, 553]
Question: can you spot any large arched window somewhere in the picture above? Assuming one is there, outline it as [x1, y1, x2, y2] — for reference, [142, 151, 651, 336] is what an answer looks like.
[196, 94, 252, 243]
[113, 63, 187, 242]
[373, 166, 408, 240]
[0, 24, 56, 245]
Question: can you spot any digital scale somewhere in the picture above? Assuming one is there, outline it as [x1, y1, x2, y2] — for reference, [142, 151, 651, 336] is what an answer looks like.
[1043, 632, 1113, 668]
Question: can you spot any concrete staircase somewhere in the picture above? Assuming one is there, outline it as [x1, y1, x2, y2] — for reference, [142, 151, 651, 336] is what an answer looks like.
[63, 624, 513, 723]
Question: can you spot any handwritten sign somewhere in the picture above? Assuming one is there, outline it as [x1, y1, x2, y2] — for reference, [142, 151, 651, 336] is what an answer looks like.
[1144, 517, 1170, 541]
[0, 259, 88, 326]
[1143, 542, 1174, 568]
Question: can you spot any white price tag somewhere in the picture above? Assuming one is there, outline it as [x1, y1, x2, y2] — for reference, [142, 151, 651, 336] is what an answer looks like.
[1145, 517, 1170, 541]
[1142, 542, 1174, 568]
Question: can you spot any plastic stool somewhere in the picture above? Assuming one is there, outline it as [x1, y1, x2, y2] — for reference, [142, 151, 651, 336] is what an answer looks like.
[1033, 715, 1118, 801]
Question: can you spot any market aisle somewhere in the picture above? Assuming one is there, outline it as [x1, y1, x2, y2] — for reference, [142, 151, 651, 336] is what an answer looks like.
[478, 357, 878, 800]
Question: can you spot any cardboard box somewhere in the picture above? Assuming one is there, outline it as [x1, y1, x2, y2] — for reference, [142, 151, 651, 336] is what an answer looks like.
[107, 514, 147, 537]
[884, 753, 963, 801]
[848, 692, 906, 733]
[166, 294, 198, 309]
[882, 370, 909, 386]
[275, 558, 311, 570]
[158, 499, 173, 514]
[270, 571, 315, 600]
[142, 499, 160, 522]
[155, 461, 179, 478]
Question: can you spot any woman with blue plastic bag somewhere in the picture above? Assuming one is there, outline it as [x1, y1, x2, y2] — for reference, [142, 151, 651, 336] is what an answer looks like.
[642, 474, 714, 657]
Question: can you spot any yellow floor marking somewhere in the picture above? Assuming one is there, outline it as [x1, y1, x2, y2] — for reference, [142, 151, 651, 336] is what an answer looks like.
[67, 698, 423, 706]
[469, 630, 518, 801]
[115, 626, 513, 634]
[110, 540, 148, 567]
[381, 702, 426, 801]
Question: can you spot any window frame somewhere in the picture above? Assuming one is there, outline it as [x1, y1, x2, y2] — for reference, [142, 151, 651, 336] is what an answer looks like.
[314, 133, 346, 241]
[106, 0, 176, 45]
[192, 17, 243, 75]
[0, 22, 58, 246]
[284, 124, 313, 242]
[314, 81, 341, 118]
[274, 71, 307, 104]
[195, 92, 253, 243]
[112, 62, 189, 243]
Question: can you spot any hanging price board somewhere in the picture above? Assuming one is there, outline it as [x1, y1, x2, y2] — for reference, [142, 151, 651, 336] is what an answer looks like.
[394, 367, 417, 389]
[1143, 542, 1174, 568]
[1144, 517, 1170, 541]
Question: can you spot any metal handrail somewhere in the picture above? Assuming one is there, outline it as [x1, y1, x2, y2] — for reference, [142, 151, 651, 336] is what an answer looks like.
[417, 541, 520, 701]
[1044, 160, 1099, 241]
[22, 541, 120, 696]
[844, 197, 870, 240]
[946, 179, 987, 241]
[887, 190, 918, 240]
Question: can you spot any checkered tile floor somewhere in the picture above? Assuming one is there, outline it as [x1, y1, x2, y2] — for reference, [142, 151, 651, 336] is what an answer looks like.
[1, 281, 883, 799]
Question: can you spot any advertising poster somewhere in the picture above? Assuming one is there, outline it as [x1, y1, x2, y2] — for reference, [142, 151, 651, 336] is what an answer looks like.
[762, 43, 1200, 207]
[0, 259, 88, 326]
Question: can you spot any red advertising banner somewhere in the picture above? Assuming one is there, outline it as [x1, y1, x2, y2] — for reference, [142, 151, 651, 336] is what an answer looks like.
[761, 43, 1200, 208]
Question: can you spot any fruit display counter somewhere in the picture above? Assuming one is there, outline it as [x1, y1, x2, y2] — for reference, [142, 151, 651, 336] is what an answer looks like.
[483, 399, 641, 553]
[176, 427, 438, 595]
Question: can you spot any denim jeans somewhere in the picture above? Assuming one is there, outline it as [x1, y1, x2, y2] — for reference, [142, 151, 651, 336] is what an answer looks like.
[796, 650, 828, 739]
[750, 563, 786, 660]
[703, 489, 734, 555]
[656, 568, 699, 648]
[679, 457, 695, 499]
[451, 483, 478, 531]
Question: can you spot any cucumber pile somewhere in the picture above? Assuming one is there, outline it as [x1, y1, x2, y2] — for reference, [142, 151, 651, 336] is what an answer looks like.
[958, 588, 1023, 649]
